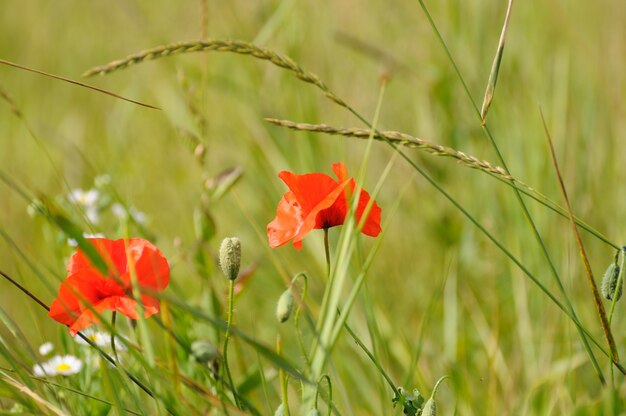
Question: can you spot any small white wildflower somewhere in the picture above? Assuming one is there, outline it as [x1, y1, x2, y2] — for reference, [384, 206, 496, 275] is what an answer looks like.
[111, 203, 126, 219]
[33, 362, 54, 377]
[69, 189, 100, 224]
[75, 328, 109, 347]
[75, 328, 127, 351]
[38, 342, 54, 356]
[85, 208, 100, 225]
[69, 189, 99, 208]
[129, 207, 147, 224]
[112, 336, 128, 351]
[46, 355, 82, 376]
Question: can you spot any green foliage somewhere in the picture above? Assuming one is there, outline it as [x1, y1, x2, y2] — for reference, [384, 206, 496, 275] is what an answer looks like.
[0, 1, 625, 414]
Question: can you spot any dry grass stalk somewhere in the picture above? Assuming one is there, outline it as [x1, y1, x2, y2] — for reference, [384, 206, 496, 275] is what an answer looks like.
[83, 39, 348, 109]
[265, 117, 536, 192]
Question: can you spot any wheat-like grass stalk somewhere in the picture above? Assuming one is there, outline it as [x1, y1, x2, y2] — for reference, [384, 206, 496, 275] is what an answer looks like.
[265, 117, 535, 190]
[83, 39, 348, 109]
[264, 118, 619, 250]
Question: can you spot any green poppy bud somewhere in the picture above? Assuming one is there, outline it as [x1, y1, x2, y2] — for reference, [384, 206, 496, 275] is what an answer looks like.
[219, 237, 241, 280]
[307, 409, 321, 416]
[274, 403, 285, 416]
[276, 289, 295, 323]
[601, 263, 622, 301]
[190, 340, 218, 364]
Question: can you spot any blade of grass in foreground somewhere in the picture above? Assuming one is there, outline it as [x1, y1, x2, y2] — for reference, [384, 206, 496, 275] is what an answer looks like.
[0, 370, 65, 416]
[541, 112, 618, 364]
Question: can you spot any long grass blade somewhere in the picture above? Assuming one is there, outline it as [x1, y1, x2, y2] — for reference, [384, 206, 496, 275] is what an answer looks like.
[540, 111, 619, 363]
[417, 0, 608, 381]
[0, 58, 160, 109]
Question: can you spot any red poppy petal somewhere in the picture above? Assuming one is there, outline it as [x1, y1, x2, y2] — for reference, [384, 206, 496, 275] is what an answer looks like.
[278, 171, 339, 214]
[67, 238, 127, 277]
[331, 162, 348, 182]
[140, 295, 161, 317]
[48, 271, 107, 326]
[292, 179, 351, 247]
[125, 238, 170, 291]
[68, 296, 133, 335]
[354, 188, 382, 237]
[267, 191, 303, 248]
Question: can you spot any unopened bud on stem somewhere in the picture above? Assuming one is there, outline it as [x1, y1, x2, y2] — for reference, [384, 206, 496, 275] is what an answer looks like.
[276, 289, 294, 323]
[219, 237, 241, 280]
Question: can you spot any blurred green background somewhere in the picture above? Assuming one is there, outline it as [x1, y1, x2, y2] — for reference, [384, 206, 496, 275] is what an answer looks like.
[1, 1, 625, 413]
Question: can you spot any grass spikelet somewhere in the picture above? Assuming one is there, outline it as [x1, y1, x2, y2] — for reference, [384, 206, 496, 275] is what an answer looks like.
[83, 39, 349, 109]
[264, 118, 533, 192]
[480, 0, 514, 123]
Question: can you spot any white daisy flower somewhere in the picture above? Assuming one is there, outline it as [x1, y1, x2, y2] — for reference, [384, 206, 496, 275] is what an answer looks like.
[75, 328, 109, 347]
[69, 189, 100, 224]
[75, 328, 127, 351]
[69, 189, 99, 208]
[33, 362, 54, 377]
[38, 342, 54, 356]
[46, 355, 82, 376]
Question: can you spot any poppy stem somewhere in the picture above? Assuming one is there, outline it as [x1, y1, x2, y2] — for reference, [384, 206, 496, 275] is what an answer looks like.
[323, 228, 331, 278]
[111, 312, 120, 363]
[223, 279, 240, 408]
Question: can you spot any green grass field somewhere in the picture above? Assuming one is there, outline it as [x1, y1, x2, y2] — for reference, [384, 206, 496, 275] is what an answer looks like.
[1, 1, 625, 414]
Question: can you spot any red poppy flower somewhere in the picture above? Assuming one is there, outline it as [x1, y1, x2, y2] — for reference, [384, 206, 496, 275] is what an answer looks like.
[48, 238, 170, 335]
[267, 162, 382, 250]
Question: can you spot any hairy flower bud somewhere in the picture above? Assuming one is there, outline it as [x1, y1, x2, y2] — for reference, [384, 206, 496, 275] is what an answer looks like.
[276, 289, 294, 323]
[219, 237, 241, 280]
[190, 340, 218, 364]
[601, 263, 622, 301]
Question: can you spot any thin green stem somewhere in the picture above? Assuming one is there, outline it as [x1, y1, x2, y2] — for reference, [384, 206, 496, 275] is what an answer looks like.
[343, 319, 398, 397]
[323, 228, 331, 278]
[292, 273, 311, 368]
[111, 312, 120, 363]
[417, 0, 606, 382]
[277, 335, 290, 416]
[223, 279, 240, 408]
[314, 374, 333, 415]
